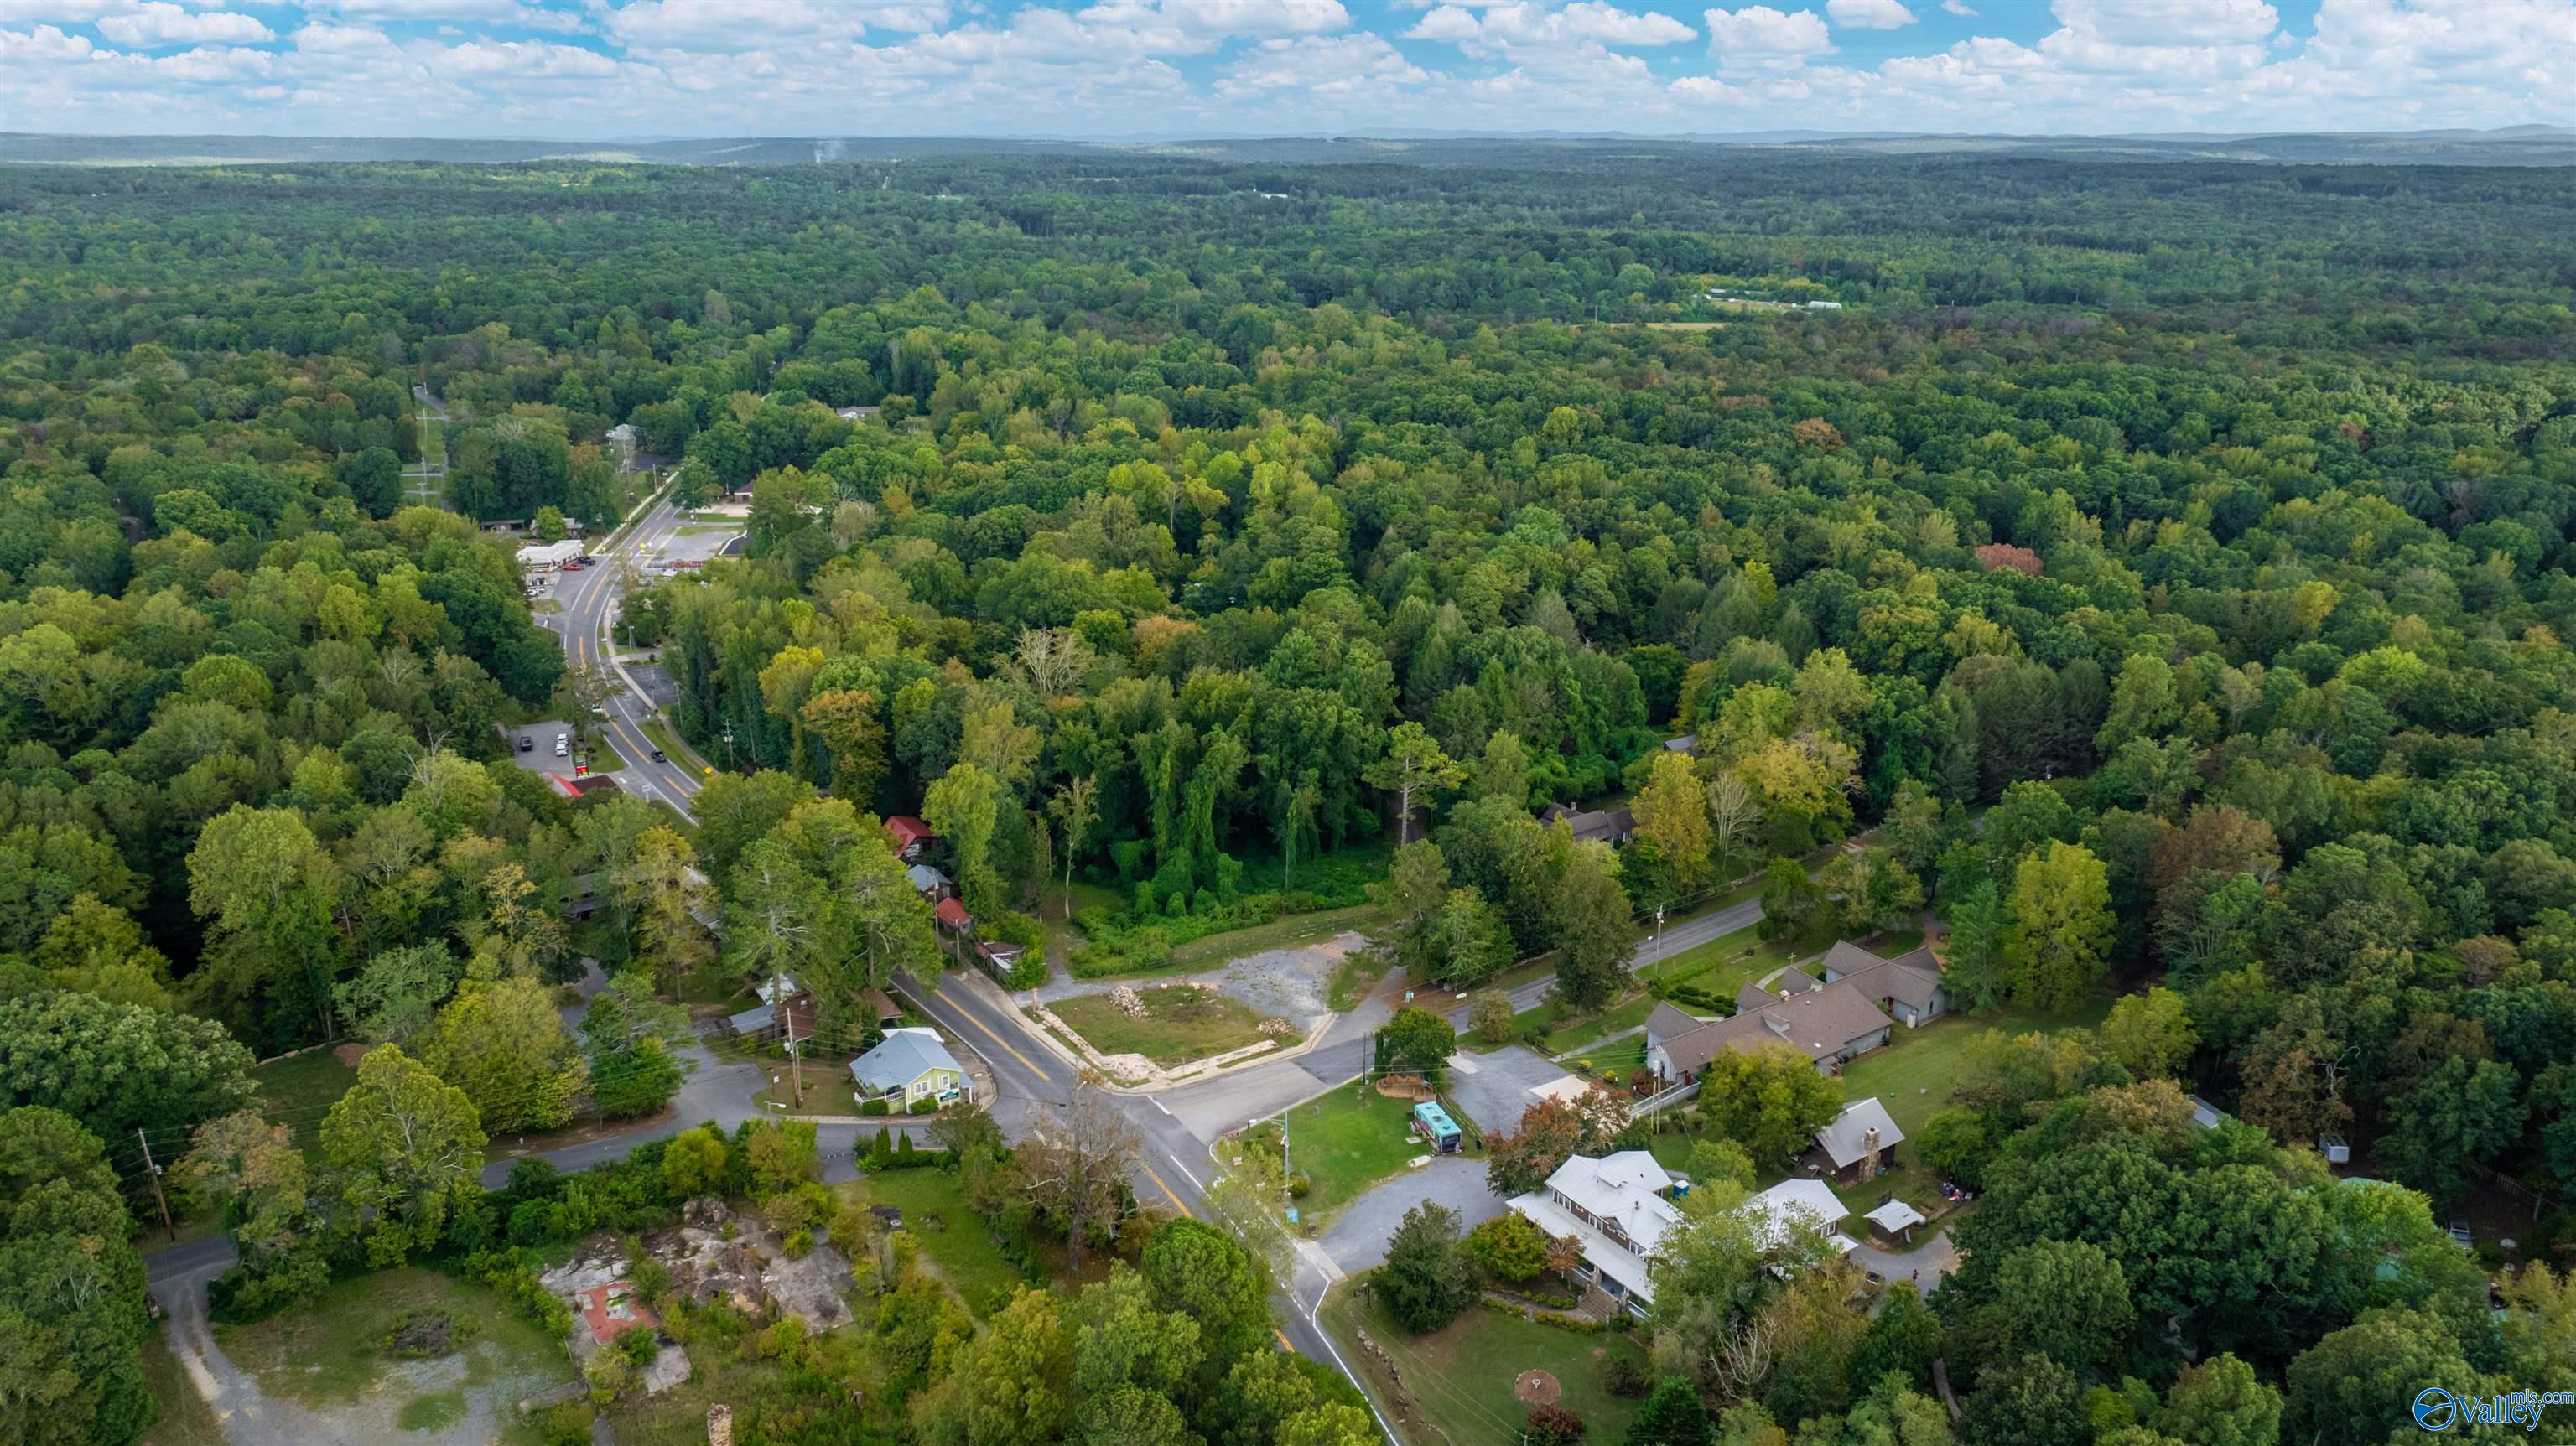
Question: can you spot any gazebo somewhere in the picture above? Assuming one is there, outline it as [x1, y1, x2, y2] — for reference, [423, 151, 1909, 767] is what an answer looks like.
[1863, 1198, 1925, 1246]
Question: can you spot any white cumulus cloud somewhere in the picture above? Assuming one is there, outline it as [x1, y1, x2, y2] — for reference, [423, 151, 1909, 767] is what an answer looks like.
[1703, 4, 1833, 54]
[1828, 0, 1915, 27]
[96, 3, 271, 45]
[1218, 32, 1425, 94]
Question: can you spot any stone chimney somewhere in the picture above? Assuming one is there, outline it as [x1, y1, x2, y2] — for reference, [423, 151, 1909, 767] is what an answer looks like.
[1778, 987, 1792, 1003]
[1859, 1127, 1881, 1183]
[709, 1405, 733, 1446]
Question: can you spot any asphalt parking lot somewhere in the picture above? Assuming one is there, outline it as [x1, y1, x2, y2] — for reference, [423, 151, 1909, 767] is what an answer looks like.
[502, 719, 579, 770]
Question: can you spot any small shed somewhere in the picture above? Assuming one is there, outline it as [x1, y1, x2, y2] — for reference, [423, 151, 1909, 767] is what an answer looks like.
[1863, 1198, 1925, 1246]
[933, 896, 974, 935]
[906, 863, 954, 900]
[1410, 1101, 1462, 1153]
[2319, 1133, 2351, 1164]
[859, 986, 904, 1030]
[975, 940, 1026, 984]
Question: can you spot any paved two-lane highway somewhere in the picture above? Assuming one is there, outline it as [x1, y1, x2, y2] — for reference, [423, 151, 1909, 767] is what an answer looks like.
[539, 485, 710, 817]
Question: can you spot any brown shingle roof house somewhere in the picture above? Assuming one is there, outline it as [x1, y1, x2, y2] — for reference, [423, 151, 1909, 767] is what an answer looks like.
[1647, 974, 1896, 1082]
[1815, 940, 1950, 1027]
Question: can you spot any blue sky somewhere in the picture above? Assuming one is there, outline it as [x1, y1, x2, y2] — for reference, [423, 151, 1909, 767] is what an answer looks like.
[1, 0, 2566, 138]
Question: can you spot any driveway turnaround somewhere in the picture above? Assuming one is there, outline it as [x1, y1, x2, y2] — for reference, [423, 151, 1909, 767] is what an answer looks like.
[1317, 1153, 1509, 1275]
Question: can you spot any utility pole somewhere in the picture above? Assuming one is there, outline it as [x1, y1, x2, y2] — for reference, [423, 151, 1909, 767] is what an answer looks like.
[136, 1128, 175, 1240]
[776, 961, 804, 1108]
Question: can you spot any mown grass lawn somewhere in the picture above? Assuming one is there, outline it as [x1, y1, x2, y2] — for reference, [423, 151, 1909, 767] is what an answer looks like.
[1322, 1279, 1651, 1446]
[1834, 993, 2116, 1148]
[835, 1172, 1028, 1317]
[1052, 987, 1294, 1067]
[249, 1049, 357, 1160]
[1544, 993, 1659, 1066]
[1239, 1086, 1462, 1227]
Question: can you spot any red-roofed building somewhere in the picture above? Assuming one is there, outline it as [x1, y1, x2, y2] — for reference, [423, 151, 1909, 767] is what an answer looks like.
[885, 815, 936, 861]
[933, 896, 974, 934]
[576, 1282, 657, 1347]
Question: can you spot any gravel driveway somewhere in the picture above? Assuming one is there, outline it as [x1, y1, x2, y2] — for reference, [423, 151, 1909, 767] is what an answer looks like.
[1317, 1153, 1509, 1273]
[1033, 930, 1370, 1021]
[1441, 1045, 1581, 1138]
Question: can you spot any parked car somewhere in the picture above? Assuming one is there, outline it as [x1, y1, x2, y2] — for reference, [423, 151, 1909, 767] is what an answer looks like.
[562, 561, 586, 571]
[554, 733, 569, 756]
[517, 736, 533, 753]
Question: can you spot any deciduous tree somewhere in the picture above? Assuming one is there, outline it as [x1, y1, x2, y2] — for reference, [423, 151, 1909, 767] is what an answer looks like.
[319, 1044, 487, 1267]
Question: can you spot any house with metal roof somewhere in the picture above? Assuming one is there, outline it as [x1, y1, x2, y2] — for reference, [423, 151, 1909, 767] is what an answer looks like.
[849, 1028, 969, 1107]
[1505, 1151, 1682, 1318]
[1815, 1097, 1904, 1183]
[884, 816, 936, 861]
[1746, 1177, 1857, 1257]
[906, 863, 954, 900]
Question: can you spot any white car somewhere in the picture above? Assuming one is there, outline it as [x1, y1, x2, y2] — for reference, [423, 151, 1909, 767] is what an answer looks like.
[554, 733, 569, 756]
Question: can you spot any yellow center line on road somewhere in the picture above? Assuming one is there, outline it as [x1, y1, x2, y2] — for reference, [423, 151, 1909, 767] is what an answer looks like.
[1137, 1158, 1194, 1219]
[937, 991, 1051, 1079]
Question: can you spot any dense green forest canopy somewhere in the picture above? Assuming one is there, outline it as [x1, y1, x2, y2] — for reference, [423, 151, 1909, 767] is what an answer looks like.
[5, 145, 2576, 1445]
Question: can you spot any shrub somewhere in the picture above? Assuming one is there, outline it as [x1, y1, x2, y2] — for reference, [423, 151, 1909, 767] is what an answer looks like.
[1524, 1404, 1587, 1443]
[1287, 1170, 1311, 1198]
[461, 1250, 575, 1339]
[628, 1254, 671, 1307]
[1463, 1212, 1551, 1285]
[583, 1350, 633, 1404]
[1598, 1353, 1649, 1398]
[859, 1097, 891, 1116]
[1532, 1309, 1604, 1334]
[618, 1324, 661, 1366]
[382, 1307, 470, 1359]
[908, 1096, 938, 1115]
[533, 1403, 595, 1446]
[783, 1228, 813, 1257]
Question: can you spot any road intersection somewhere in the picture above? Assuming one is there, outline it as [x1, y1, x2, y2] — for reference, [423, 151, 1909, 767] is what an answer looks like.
[536, 484, 712, 817]
[153, 490, 1790, 1435]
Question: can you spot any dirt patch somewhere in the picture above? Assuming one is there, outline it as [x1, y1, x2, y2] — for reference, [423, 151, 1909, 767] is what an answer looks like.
[1515, 1370, 1561, 1407]
[1213, 930, 1368, 1017]
[333, 1042, 369, 1068]
[1374, 1075, 1435, 1102]
[382, 1308, 465, 1359]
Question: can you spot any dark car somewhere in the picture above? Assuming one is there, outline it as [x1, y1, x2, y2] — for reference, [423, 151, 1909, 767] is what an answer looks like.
[517, 735, 533, 753]
[650, 748, 667, 763]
